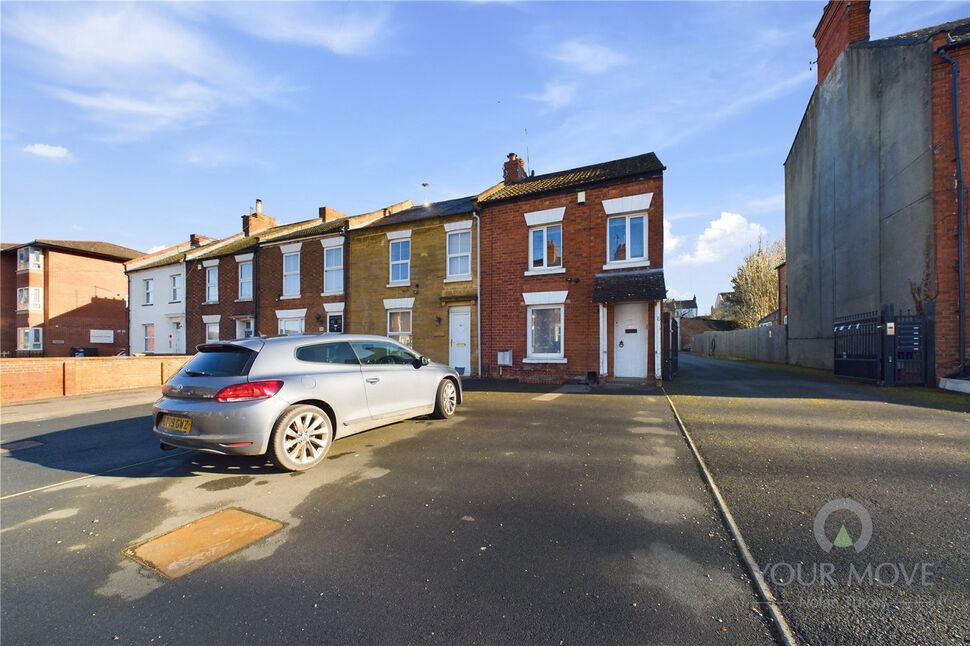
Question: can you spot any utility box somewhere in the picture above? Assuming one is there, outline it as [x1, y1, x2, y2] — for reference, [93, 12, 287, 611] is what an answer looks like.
[497, 350, 512, 366]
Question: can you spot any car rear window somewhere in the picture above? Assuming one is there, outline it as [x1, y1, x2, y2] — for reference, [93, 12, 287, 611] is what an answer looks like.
[182, 345, 255, 377]
[295, 342, 359, 365]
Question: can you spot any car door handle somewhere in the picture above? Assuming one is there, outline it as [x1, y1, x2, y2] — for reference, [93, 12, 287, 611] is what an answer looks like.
[366, 377, 380, 384]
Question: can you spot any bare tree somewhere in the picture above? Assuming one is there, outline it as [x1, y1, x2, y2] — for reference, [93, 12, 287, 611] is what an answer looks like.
[729, 239, 785, 328]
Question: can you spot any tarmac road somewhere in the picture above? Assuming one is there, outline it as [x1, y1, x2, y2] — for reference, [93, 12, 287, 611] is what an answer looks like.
[1, 384, 774, 645]
[667, 353, 970, 645]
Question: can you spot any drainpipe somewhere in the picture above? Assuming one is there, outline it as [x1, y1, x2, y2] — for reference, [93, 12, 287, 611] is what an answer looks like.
[473, 211, 482, 377]
[938, 45, 966, 377]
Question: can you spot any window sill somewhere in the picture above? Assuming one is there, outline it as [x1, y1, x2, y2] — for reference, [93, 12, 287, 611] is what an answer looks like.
[387, 282, 410, 288]
[235, 298, 253, 302]
[444, 276, 472, 283]
[524, 267, 566, 277]
[279, 295, 301, 300]
[168, 301, 182, 305]
[321, 291, 344, 297]
[202, 301, 219, 306]
[602, 259, 650, 271]
[522, 357, 567, 364]
[142, 303, 154, 307]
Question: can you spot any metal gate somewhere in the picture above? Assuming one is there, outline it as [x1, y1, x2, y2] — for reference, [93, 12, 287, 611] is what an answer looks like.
[833, 311, 881, 381]
[663, 313, 679, 381]
[833, 305, 933, 386]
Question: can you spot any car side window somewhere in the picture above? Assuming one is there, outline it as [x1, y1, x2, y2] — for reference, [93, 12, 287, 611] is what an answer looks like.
[351, 341, 417, 366]
[295, 341, 360, 365]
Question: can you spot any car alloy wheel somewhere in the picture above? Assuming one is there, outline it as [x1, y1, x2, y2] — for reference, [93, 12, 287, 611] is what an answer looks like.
[282, 411, 330, 466]
[441, 380, 457, 416]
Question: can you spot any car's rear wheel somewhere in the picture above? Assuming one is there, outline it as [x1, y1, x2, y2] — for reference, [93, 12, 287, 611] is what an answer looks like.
[269, 404, 333, 471]
[433, 379, 458, 419]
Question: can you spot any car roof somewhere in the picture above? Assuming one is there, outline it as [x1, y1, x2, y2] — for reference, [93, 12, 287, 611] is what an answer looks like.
[203, 333, 406, 353]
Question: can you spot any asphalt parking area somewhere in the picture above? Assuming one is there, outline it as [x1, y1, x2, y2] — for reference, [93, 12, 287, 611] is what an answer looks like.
[1, 386, 774, 645]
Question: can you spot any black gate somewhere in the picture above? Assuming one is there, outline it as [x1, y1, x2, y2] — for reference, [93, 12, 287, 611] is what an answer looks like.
[833, 305, 933, 386]
[663, 314, 679, 381]
[833, 310, 881, 381]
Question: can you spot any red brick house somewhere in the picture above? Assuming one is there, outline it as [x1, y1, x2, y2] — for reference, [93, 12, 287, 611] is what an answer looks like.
[184, 200, 408, 349]
[785, 2, 969, 381]
[0, 240, 142, 356]
[479, 152, 667, 383]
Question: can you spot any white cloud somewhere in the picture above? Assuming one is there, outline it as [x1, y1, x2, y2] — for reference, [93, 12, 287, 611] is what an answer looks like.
[3, 4, 278, 138]
[23, 143, 71, 160]
[527, 81, 577, 110]
[678, 212, 767, 265]
[547, 39, 627, 74]
[214, 4, 391, 56]
[663, 218, 683, 254]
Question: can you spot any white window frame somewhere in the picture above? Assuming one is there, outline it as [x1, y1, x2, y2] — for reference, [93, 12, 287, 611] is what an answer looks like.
[282, 252, 301, 298]
[525, 305, 565, 362]
[323, 246, 344, 295]
[205, 322, 220, 343]
[278, 318, 304, 335]
[235, 317, 254, 339]
[527, 223, 564, 275]
[445, 230, 472, 281]
[327, 313, 344, 333]
[17, 327, 42, 351]
[143, 323, 155, 353]
[16, 287, 43, 311]
[205, 266, 219, 302]
[387, 309, 412, 347]
[143, 278, 154, 305]
[238, 260, 253, 301]
[17, 247, 43, 271]
[606, 214, 647, 265]
[388, 238, 411, 286]
[602, 193, 652, 270]
[170, 274, 182, 303]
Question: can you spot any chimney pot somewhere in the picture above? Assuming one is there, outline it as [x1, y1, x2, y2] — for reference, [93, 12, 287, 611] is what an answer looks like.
[255, 199, 263, 215]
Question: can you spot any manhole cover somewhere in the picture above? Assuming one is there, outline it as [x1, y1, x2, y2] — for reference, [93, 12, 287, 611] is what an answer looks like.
[123, 508, 283, 579]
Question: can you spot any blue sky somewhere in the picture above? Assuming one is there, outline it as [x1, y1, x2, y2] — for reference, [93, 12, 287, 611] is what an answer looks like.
[2, 1, 966, 313]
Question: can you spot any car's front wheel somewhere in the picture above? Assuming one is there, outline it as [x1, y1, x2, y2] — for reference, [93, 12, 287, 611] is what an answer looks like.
[269, 404, 334, 471]
[433, 379, 458, 419]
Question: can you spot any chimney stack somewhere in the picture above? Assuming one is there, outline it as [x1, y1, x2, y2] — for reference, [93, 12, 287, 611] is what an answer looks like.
[242, 200, 277, 236]
[189, 233, 201, 248]
[813, 0, 870, 83]
[318, 206, 347, 223]
[503, 153, 528, 183]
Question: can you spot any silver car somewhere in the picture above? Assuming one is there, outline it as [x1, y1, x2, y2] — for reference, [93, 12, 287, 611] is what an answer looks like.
[153, 334, 462, 471]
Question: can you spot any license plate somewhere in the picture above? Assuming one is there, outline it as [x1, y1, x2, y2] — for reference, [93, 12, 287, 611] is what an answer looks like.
[160, 415, 192, 433]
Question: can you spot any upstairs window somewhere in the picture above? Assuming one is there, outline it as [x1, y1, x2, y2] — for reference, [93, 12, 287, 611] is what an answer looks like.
[324, 247, 343, 294]
[283, 252, 300, 297]
[607, 214, 646, 264]
[17, 247, 42, 271]
[446, 231, 472, 279]
[16, 287, 42, 311]
[143, 278, 154, 305]
[530, 224, 562, 270]
[170, 274, 182, 302]
[389, 239, 410, 284]
[238, 261, 253, 300]
[205, 266, 219, 302]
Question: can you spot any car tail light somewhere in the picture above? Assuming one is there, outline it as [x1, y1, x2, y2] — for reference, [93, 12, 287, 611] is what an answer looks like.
[215, 380, 283, 403]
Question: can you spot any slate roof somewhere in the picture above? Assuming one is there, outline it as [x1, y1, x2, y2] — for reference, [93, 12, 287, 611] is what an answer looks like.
[667, 297, 698, 310]
[592, 268, 666, 304]
[480, 153, 665, 204]
[861, 16, 970, 47]
[5, 239, 143, 261]
[362, 196, 476, 230]
[268, 219, 345, 244]
[0, 243, 21, 251]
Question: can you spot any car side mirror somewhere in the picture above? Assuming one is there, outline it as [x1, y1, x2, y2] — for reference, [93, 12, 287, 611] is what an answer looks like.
[420, 356, 430, 367]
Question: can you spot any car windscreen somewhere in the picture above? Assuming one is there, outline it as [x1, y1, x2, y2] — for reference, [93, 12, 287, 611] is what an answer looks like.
[181, 345, 255, 377]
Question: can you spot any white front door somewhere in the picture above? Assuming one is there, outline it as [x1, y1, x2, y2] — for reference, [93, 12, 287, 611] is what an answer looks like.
[169, 318, 184, 354]
[614, 302, 648, 378]
[449, 307, 471, 375]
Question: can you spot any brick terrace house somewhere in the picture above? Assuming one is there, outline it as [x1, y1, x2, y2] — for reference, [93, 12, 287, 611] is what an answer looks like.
[184, 200, 408, 349]
[785, 1, 969, 379]
[347, 195, 493, 376]
[0, 240, 142, 356]
[125, 234, 213, 355]
[479, 152, 667, 383]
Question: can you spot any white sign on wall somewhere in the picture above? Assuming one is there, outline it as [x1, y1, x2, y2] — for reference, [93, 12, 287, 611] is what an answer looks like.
[90, 329, 114, 344]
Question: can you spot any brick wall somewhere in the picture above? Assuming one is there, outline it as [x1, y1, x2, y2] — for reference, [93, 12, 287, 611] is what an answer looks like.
[0, 251, 16, 354]
[347, 216, 479, 373]
[0, 355, 191, 404]
[813, 1, 870, 83]
[256, 234, 348, 337]
[185, 248, 258, 348]
[480, 177, 664, 383]
[930, 36, 970, 379]
[777, 262, 788, 324]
